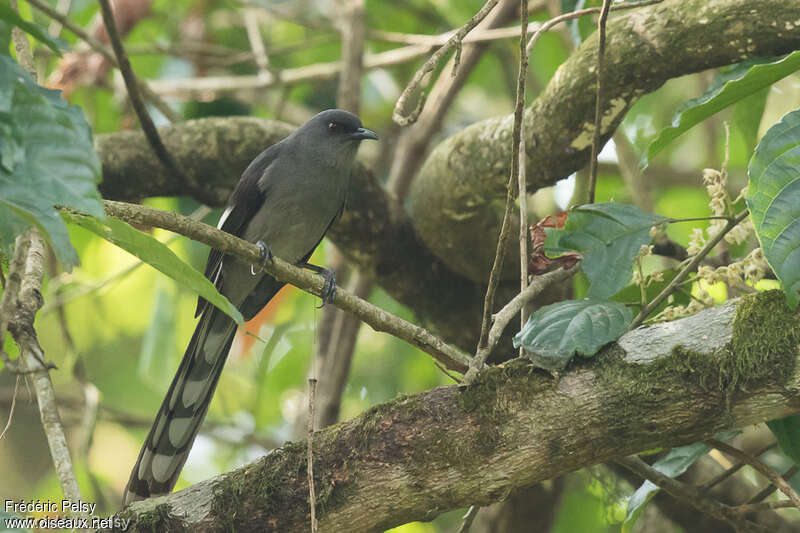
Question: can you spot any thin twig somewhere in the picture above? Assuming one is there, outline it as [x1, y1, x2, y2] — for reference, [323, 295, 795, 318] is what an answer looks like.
[392, 0, 501, 126]
[472, 266, 578, 373]
[98, 0, 190, 196]
[517, 0, 530, 343]
[699, 441, 775, 492]
[631, 210, 750, 328]
[469, 0, 529, 382]
[307, 377, 318, 533]
[0, 376, 20, 441]
[615, 456, 766, 532]
[26, 0, 179, 122]
[95, 200, 472, 372]
[587, 0, 612, 204]
[525, 0, 662, 54]
[243, 8, 270, 73]
[732, 500, 797, 515]
[705, 439, 800, 509]
[457, 505, 480, 533]
[147, 43, 432, 97]
[748, 465, 800, 504]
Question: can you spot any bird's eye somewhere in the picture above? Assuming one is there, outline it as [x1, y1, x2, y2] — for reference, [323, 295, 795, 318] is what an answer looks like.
[328, 122, 338, 131]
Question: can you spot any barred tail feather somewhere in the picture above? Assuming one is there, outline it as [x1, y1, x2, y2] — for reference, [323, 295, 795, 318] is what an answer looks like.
[123, 307, 237, 505]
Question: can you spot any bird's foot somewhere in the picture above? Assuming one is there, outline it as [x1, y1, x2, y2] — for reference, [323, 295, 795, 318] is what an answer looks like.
[251, 240, 274, 275]
[300, 262, 336, 307]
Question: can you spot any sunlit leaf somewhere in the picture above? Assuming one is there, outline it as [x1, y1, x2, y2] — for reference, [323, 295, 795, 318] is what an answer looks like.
[513, 299, 632, 371]
[64, 213, 244, 325]
[642, 52, 800, 168]
[747, 108, 800, 308]
[545, 203, 666, 299]
[0, 55, 102, 268]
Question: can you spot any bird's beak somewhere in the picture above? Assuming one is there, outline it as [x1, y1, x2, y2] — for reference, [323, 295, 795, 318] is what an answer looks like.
[351, 127, 379, 141]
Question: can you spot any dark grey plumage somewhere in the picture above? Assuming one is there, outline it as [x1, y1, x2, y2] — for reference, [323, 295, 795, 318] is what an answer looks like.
[123, 109, 378, 504]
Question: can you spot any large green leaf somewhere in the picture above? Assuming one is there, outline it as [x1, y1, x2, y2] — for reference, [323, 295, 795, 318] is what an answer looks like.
[64, 213, 244, 325]
[642, 52, 800, 169]
[513, 299, 632, 371]
[746, 109, 800, 308]
[545, 203, 666, 299]
[767, 415, 800, 466]
[0, 55, 103, 269]
[0, 4, 65, 55]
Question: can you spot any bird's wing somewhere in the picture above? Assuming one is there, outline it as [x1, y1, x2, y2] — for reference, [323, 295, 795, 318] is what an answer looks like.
[195, 142, 282, 317]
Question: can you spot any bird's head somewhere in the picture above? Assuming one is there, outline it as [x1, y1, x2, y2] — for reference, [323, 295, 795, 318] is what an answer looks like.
[302, 108, 379, 146]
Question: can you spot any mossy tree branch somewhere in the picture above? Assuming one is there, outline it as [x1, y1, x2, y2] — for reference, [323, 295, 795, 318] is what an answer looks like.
[111, 291, 800, 532]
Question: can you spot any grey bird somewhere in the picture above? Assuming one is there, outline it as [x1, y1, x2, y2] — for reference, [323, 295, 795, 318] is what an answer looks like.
[123, 109, 378, 504]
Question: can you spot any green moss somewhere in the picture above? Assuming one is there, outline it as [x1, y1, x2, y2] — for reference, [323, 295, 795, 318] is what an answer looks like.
[210, 441, 308, 531]
[131, 503, 186, 533]
[457, 358, 549, 418]
[592, 291, 799, 420]
[671, 291, 798, 400]
[606, 291, 799, 410]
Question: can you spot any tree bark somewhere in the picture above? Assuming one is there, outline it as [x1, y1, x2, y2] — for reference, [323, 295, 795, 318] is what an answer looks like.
[111, 291, 800, 532]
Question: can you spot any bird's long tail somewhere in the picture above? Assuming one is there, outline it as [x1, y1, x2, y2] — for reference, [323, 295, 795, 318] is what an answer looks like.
[123, 306, 237, 504]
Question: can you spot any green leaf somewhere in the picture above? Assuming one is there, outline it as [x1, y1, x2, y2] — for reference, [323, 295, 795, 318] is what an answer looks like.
[545, 203, 666, 299]
[513, 299, 632, 371]
[642, 52, 800, 169]
[746, 108, 800, 308]
[0, 5, 66, 55]
[767, 415, 800, 465]
[622, 443, 711, 532]
[623, 429, 740, 532]
[0, 55, 103, 269]
[64, 213, 244, 325]
[734, 87, 768, 152]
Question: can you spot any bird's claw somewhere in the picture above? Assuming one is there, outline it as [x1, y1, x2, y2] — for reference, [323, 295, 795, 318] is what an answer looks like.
[251, 240, 273, 275]
[317, 268, 336, 308]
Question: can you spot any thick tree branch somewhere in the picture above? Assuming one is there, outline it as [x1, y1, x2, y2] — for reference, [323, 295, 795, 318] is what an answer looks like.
[112, 291, 800, 532]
